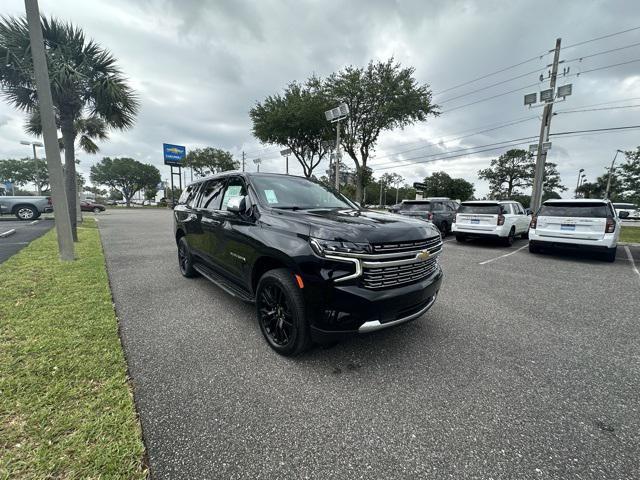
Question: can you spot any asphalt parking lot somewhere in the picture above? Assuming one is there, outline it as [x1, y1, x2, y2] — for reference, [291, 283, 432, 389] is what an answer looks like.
[0, 217, 54, 263]
[99, 209, 640, 480]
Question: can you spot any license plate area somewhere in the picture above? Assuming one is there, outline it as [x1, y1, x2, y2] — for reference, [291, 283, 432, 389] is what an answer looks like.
[560, 224, 576, 231]
[470, 218, 480, 224]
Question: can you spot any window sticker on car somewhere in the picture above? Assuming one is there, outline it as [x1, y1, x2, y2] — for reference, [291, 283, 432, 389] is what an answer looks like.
[264, 189, 278, 204]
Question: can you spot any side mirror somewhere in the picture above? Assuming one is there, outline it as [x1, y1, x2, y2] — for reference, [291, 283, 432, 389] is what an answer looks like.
[619, 211, 629, 219]
[227, 195, 247, 213]
[525, 208, 532, 215]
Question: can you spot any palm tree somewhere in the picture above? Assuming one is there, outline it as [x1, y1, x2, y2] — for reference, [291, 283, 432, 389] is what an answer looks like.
[0, 16, 138, 240]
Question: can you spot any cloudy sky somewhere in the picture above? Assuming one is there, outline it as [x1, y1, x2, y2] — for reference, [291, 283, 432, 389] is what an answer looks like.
[1, 0, 639, 197]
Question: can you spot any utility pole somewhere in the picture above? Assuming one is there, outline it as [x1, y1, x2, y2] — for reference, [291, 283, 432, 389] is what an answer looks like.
[530, 38, 562, 213]
[280, 148, 291, 175]
[605, 149, 624, 199]
[574, 168, 584, 198]
[24, 0, 74, 260]
[335, 120, 341, 191]
[242, 151, 245, 172]
[20, 140, 44, 194]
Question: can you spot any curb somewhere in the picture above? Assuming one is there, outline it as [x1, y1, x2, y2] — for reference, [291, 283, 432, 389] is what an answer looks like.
[619, 242, 640, 247]
[0, 228, 16, 238]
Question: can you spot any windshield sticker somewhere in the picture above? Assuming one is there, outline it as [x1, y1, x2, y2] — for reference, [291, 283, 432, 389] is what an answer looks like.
[264, 189, 278, 204]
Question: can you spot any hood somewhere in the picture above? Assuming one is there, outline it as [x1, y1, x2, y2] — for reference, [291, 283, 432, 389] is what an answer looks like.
[397, 211, 430, 218]
[273, 208, 439, 243]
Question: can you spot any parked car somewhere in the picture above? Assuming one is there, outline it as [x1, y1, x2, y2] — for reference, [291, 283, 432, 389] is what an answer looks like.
[529, 199, 627, 262]
[173, 173, 444, 356]
[452, 200, 530, 245]
[80, 200, 106, 213]
[0, 195, 53, 220]
[612, 202, 639, 221]
[395, 198, 458, 235]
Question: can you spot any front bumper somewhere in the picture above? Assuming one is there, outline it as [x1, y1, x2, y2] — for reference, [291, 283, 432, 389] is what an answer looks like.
[529, 230, 617, 250]
[307, 266, 443, 343]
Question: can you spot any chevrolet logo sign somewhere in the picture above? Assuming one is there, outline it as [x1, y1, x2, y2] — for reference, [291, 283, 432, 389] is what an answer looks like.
[416, 250, 430, 261]
[166, 147, 182, 154]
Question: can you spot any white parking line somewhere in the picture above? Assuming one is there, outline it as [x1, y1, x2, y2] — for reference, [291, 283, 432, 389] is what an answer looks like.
[30, 220, 40, 225]
[479, 244, 528, 265]
[0, 229, 16, 238]
[624, 246, 640, 280]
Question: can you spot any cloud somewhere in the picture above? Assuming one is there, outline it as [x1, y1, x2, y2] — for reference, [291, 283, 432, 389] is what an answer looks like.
[1, 0, 639, 196]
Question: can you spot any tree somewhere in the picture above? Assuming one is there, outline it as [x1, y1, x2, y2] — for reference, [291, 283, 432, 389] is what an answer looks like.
[619, 147, 640, 203]
[0, 158, 30, 189]
[0, 16, 138, 240]
[478, 149, 565, 198]
[90, 158, 160, 207]
[577, 171, 625, 200]
[183, 147, 239, 177]
[422, 171, 475, 201]
[324, 58, 438, 202]
[250, 80, 333, 178]
[84, 185, 107, 197]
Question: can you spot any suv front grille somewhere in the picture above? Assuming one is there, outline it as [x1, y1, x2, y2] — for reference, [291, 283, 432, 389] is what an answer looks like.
[363, 257, 438, 290]
[371, 237, 442, 255]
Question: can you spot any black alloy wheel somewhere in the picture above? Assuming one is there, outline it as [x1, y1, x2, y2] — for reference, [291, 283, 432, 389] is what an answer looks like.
[256, 269, 310, 356]
[177, 237, 197, 277]
[504, 227, 516, 246]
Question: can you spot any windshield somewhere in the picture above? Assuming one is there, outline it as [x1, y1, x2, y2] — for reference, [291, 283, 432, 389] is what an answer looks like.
[538, 203, 611, 218]
[399, 202, 431, 212]
[250, 175, 354, 210]
[613, 203, 637, 209]
[458, 204, 501, 214]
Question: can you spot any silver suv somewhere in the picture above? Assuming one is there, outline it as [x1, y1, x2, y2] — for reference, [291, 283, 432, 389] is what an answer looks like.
[0, 195, 53, 220]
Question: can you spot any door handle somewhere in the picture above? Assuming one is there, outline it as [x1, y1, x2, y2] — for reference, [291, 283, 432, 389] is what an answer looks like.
[201, 217, 221, 226]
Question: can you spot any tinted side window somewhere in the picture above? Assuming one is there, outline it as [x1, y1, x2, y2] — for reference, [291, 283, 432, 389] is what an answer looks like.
[431, 202, 443, 211]
[221, 177, 247, 210]
[445, 202, 456, 211]
[178, 183, 200, 207]
[199, 180, 225, 211]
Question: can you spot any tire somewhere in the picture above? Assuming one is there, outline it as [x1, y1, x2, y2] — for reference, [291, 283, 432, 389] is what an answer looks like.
[502, 227, 515, 246]
[604, 247, 617, 263]
[93, 207, 102, 214]
[177, 237, 198, 278]
[456, 234, 466, 243]
[256, 268, 311, 356]
[529, 242, 541, 254]
[439, 221, 448, 237]
[14, 205, 38, 220]
[521, 229, 529, 239]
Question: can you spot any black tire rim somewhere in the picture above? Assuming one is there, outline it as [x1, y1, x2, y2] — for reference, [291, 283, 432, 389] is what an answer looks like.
[508, 230, 515, 244]
[178, 242, 189, 273]
[93, 207, 101, 213]
[258, 283, 294, 347]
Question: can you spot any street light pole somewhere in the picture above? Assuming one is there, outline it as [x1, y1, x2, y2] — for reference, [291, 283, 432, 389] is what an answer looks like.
[334, 119, 341, 191]
[253, 158, 261, 173]
[20, 140, 44, 194]
[325, 103, 349, 192]
[574, 168, 584, 198]
[605, 149, 624, 199]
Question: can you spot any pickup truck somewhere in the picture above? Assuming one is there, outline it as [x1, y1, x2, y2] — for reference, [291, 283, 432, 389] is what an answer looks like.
[0, 195, 53, 220]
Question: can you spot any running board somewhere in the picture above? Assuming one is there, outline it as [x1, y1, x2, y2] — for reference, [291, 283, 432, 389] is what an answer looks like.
[193, 263, 255, 303]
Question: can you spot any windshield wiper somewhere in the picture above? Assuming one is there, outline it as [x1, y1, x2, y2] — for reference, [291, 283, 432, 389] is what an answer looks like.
[272, 206, 303, 210]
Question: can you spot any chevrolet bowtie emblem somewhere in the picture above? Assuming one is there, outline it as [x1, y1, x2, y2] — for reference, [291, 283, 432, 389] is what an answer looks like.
[416, 250, 430, 261]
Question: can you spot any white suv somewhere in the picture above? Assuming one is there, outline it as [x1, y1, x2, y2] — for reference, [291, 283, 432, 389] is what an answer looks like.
[528, 199, 628, 262]
[452, 200, 531, 246]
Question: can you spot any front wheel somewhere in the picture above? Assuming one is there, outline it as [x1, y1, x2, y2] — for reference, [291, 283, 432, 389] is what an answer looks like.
[521, 229, 529, 239]
[93, 207, 102, 214]
[256, 269, 310, 356]
[529, 242, 541, 254]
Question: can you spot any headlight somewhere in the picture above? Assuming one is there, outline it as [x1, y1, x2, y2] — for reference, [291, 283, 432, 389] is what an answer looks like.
[309, 237, 370, 256]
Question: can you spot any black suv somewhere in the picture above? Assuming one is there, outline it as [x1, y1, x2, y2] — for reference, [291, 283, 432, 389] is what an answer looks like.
[173, 173, 443, 355]
[396, 198, 458, 235]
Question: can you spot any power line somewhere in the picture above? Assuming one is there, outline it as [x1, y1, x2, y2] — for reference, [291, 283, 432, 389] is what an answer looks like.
[441, 82, 539, 113]
[371, 116, 539, 161]
[562, 26, 640, 50]
[555, 104, 640, 114]
[564, 40, 640, 64]
[373, 125, 640, 172]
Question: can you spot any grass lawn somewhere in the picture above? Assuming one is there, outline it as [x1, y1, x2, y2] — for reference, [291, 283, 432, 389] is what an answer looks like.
[0, 219, 147, 479]
[620, 225, 640, 244]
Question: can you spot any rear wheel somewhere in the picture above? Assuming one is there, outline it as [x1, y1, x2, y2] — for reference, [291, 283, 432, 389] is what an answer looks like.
[177, 237, 198, 277]
[456, 234, 466, 243]
[529, 242, 541, 254]
[439, 221, 448, 237]
[521, 229, 529, 239]
[93, 207, 102, 214]
[256, 268, 310, 356]
[14, 205, 38, 220]
[604, 247, 617, 263]
[503, 227, 516, 246]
